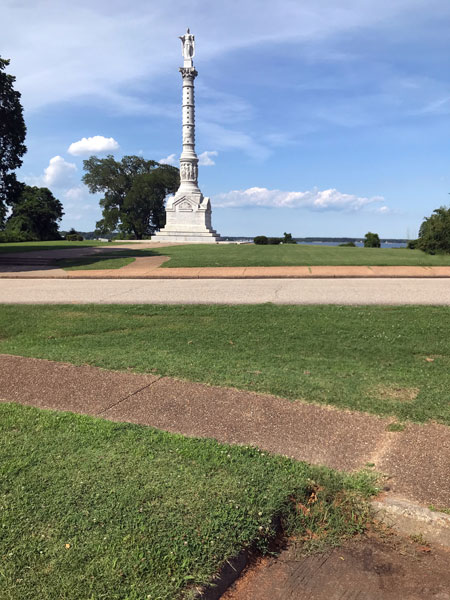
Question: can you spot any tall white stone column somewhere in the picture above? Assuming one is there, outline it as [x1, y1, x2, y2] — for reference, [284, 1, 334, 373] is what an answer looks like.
[153, 29, 221, 243]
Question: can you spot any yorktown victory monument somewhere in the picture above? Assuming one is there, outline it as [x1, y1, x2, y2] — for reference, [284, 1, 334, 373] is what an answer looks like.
[153, 30, 221, 242]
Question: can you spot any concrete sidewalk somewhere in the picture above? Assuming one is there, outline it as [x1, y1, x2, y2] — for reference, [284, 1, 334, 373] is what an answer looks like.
[1, 353, 449, 510]
[3, 277, 450, 304]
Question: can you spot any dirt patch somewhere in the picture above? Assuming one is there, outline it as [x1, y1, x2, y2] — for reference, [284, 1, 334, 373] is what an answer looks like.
[221, 529, 450, 600]
[375, 385, 419, 403]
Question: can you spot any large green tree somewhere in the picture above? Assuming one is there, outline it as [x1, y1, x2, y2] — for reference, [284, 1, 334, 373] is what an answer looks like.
[0, 57, 27, 226]
[417, 205, 450, 254]
[363, 231, 381, 248]
[82, 155, 180, 239]
[5, 185, 63, 241]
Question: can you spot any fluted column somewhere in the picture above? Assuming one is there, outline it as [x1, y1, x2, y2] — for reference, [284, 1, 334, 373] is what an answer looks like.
[178, 66, 200, 193]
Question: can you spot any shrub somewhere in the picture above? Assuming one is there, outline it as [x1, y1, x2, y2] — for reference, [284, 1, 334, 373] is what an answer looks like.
[416, 206, 450, 254]
[283, 232, 296, 244]
[254, 235, 268, 245]
[364, 232, 381, 248]
[339, 241, 356, 247]
[113, 233, 137, 241]
[268, 237, 282, 245]
[0, 230, 37, 243]
[407, 239, 419, 250]
[65, 228, 84, 242]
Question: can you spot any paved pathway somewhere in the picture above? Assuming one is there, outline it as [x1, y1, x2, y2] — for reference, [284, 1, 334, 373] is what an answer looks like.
[2, 277, 450, 304]
[1, 354, 449, 508]
[2, 259, 450, 279]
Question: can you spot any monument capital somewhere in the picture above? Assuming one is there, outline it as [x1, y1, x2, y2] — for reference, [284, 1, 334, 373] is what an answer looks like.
[179, 67, 198, 79]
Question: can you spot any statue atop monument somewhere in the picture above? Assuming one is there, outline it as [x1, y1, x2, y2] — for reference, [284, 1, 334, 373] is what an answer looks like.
[180, 28, 195, 65]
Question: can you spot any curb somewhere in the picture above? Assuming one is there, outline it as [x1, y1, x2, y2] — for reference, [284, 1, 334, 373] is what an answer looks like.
[371, 495, 450, 547]
[2, 274, 450, 280]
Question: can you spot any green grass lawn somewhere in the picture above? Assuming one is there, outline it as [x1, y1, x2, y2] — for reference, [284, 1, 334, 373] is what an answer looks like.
[3, 241, 450, 267]
[152, 244, 450, 268]
[57, 256, 136, 270]
[0, 241, 113, 254]
[0, 403, 374, 600]
[1, 304, 449, 424]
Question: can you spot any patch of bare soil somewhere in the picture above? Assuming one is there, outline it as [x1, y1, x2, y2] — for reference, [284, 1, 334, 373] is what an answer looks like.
[221, 529, 450, 600]
[375, 385, 419, 403]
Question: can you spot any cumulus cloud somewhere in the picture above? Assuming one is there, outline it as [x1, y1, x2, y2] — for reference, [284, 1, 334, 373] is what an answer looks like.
[42, 156, 77, 187]
[68, 136, 119, 156]
[214, 187, 386, 212]
[159, 153, 178, 165]
[198, 150, 218, 166]
[64, 186, 87, 202]
[60, 185, 103, 229]
[159, 150, 218, 167]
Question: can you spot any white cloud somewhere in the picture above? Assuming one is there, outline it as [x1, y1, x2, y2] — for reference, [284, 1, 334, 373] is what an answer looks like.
[215, 186, 386, 212]
[159, 153, 178, 165]
[61, 185, 103, 230]
[198, 151, 218, 166]
[68, 136, 119, 156]
[159, 151, 218, 166]
[42, 156, 77, 187]
[64, 186, 86, 202]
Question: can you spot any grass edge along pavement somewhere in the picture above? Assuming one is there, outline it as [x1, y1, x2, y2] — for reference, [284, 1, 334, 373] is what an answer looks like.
[0, 303, 449, 425]
[0, 402, 376, 600]
[155, 244, 450, 268]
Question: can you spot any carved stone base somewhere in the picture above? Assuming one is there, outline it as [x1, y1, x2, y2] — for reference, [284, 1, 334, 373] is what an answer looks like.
[153, 192, 221, 243]
[152, 230, 221, 243]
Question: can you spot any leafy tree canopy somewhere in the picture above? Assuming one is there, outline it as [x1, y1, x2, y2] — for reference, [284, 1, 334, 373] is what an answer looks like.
[82, 155, 180, 239]
[5, 185, 63, 241]
[364, 232, 381, 248]
[283, 232, 295, 244]
[0, 57, 27, 226]
[417, 205, 450, 254]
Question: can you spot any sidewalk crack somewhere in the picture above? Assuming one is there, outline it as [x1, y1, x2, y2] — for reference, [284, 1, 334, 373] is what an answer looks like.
[272, 281, 283, 301]
[367, 429, 397, 467]
[97, 376, 162, 415]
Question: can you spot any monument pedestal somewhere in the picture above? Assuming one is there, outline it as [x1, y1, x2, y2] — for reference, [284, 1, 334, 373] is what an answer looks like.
[153, 191, 221, 243]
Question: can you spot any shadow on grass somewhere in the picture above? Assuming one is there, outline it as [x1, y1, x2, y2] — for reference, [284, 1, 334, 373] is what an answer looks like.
[57, 255, 137, 271]
[0, 241, 111, 254]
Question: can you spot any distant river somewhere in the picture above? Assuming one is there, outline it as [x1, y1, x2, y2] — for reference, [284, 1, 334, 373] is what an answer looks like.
[296, 241, 407, 248]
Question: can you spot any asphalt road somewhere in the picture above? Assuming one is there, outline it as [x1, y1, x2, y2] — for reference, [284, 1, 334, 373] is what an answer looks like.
[2, 277, 450, 304]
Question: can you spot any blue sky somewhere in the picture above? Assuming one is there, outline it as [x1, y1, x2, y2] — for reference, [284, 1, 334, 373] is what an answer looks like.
[3, 0, 450, 238]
